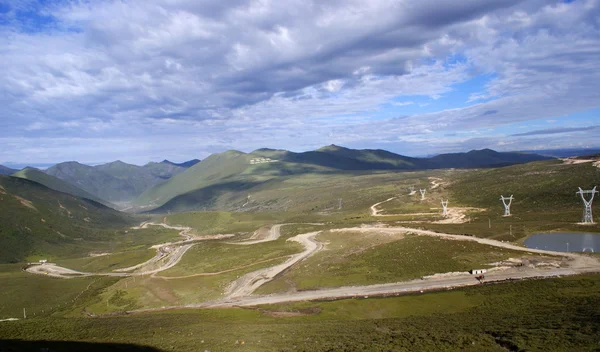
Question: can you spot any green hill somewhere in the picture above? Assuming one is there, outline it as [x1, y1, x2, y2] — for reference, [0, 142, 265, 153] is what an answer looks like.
[0, 175, 136, 263]
[12, 167, 108, 206]
[45, 161, 127, 202]
[134, 151, 260, 211]
[428, 149, 551, 168]
[45, 160, 186, 203]
[0, 165, 18, 175]
[133, 146, 552, 213]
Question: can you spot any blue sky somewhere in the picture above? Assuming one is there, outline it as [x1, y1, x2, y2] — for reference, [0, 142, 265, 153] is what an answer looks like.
[1, 0, 599, 166]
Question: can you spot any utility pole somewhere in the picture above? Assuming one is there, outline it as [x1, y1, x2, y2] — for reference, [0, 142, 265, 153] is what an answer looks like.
[441, 200, 449, 217]
[23, 308, 26, 319]
[577, 187, 598, 224]
[500, 195, 514, 216]
[488, 218, 491, 229]
[338, 198, 343, 210]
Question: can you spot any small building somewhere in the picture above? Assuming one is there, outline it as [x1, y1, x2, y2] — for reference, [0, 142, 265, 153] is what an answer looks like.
[39, 259, 47, 264]
[470, 269, 487, 275]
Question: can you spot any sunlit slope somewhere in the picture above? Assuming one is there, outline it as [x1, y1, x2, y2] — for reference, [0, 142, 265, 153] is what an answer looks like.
[450, 159, 599, 213]
[133, 147, 427, 211]
[134, 150, 334, 210]
[0, 175, 135, 263]
[12, 167, 108, 206]
[134, 147, 553, 213]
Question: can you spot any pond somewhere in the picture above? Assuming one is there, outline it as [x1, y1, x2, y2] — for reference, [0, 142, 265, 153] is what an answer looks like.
[524, 232, 600, 253]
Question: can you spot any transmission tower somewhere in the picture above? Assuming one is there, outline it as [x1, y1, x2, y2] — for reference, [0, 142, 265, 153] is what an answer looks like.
[500, 195, 513, 216]
[408, 186, 415, 194]
[441, 200, 449, 216]
[577, 186, 598, 224]
[419, 189, 426, 200]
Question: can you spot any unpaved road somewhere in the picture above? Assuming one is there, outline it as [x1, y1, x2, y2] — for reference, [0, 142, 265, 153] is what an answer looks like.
[371, 196, 479, 224]
[25, 222, 228, 279]
[227, 224, 283, 245]
[201, 265, 592, 308]
[224, 231, 323, 298]
[370, 197, 396, 216]
[128, 224, 600, 311]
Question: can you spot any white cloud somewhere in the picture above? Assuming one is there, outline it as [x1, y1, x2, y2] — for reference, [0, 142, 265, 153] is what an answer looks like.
[0, 0, 599, 163]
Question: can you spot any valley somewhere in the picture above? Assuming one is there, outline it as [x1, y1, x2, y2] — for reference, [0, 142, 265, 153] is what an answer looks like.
[1, 149, 599, 351]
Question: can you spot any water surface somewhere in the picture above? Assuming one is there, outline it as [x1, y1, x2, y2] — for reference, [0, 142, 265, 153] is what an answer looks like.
[524, 232, 600, 253]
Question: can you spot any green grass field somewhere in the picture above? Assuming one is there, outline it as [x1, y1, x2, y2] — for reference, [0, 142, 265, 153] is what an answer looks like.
[57, 249, 157, 273]
[0, 264, 119, 319]
[257, 231, 527, 294]
[1, 274, 599, 351]
[159, 239, 303, 277]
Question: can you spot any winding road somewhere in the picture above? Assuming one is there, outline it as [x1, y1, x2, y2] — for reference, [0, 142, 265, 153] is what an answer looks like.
[24, 201, 600, 312]
[25, 222, 231, 278]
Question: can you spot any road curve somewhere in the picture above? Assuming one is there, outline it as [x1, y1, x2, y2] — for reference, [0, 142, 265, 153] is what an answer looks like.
[370, 197, 396, 216]
[25, 222, 222, 279]
[125, 225, 600, 312]
[224, 231, 323, 298]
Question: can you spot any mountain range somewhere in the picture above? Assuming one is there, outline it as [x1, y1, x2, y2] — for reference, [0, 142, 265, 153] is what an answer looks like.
[43, 160, 193, 204]
[1, 146, 552, 213]
[132, 146, 552, 213]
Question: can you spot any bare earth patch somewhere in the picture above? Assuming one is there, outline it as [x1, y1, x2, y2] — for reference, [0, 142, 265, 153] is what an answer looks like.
[14, 195, 37, 211]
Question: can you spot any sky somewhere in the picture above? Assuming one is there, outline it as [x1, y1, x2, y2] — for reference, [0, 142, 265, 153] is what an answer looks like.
[1, 0, 599, 166]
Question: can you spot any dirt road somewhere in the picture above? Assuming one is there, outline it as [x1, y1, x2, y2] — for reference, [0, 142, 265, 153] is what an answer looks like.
[224, 231, 323, 298]
[228, 224, 283, 245]
[370, 197, 396, 216]
[129, 224, 600, 311]
[25, 222, 225, 279]
[202, 265, 592, 308]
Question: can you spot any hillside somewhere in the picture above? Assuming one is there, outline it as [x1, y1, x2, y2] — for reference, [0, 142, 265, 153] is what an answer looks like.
[12, 168, 108, 205]
[45, 161, 134, 202]
[428, 149, 551, 168]
[133, 146, 552, 213]
[0, 175, 135, 263]
[0, 165, 18, 175]
[45, 160, 187, 203]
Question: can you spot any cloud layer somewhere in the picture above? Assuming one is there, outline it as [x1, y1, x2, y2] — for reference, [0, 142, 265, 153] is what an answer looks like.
[1, 0, 599, 164]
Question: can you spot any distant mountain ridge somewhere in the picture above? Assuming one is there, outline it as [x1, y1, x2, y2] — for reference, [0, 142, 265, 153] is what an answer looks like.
[45, 160, 190, 203]
[132, 146, 552, 213]
[0, 165, 18, 176]
[11, 167, 108, 206]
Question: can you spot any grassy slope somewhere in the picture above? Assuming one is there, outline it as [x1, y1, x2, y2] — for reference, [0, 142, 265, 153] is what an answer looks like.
[257, 231, 525, 294]
[0, 175, 154, 263]
[12, 168, 108, 205]
[134, 150, 252, 208]
[135, 147, 552, 214]
[160, 232, 303, 277]
[1, 274, 598, 351]
[45, 161, 134, 202]
[421, 160, 600, 241]
[150, 167, 437, 214]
